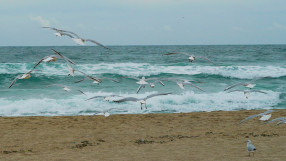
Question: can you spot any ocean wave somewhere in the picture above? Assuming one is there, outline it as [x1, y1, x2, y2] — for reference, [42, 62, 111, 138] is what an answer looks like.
[1, 63, 286, 79]
[0, 90, 280, 116]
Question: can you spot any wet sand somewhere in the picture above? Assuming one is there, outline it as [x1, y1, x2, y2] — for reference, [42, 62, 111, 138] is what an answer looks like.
[0, 109, 285, 161]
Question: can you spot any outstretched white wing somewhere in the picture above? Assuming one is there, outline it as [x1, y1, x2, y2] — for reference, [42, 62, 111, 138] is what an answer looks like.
[144, 93, 172, 100]
[224, 82, 245, 91]
[137, 84, 145, 94]
[85, 39, 111, 50]
[196, 56, 214, 64]
[163, 52, 189, 56]
[113, 97, 140, 103]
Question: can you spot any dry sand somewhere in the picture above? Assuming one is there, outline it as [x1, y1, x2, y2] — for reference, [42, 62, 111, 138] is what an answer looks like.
[0, 109, 285, 161]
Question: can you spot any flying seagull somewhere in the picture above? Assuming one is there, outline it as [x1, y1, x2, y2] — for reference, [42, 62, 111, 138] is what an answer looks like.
[238, 110, 274, 124]
[9, 70, 41, 88]
[124, 76, 165, 93]
[276, 120, 286, 125]
[34, 49, 76, 69]
[259, 114, 272, 121]
[75, 70, 103, 84]
[72, 37, 110, 50]
[149, 79, 165, 88]
[163, 78, 205, 92]
[113, 93, 172, 110]
[86, 95, 122, 101]
[163, 52, 214, 63]
[42, 27, 78, 37]
[75, 76, 119, 85]
[247, 140, 256, 157]
[224, 77, 269, 91]
[228, 89, 267, 99]
[50, 49, 77, 77]
[89, 108, 125, 118]
[130, 76, 151, 94]
[46, 84, 86, 95]
[43, 26, 110, 50]
[265, 117, 286, 124]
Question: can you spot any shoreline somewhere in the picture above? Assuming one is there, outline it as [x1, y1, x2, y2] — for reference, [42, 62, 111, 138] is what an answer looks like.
[0, 109, 285, 161]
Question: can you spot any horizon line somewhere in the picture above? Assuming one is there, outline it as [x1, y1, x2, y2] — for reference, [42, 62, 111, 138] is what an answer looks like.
[0, 43, 285, 47]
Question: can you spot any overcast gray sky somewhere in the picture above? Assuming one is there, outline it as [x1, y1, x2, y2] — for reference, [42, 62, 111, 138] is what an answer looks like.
[0, 0, 285, 46]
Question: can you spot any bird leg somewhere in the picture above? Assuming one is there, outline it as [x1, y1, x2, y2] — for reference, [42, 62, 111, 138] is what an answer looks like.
[248, 152, 250, 157]
[145, 103, 147, 109]
[141, 104, 142, 110]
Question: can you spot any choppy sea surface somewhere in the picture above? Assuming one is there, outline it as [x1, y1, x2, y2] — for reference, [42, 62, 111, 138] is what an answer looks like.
[0, 45, 285, 116]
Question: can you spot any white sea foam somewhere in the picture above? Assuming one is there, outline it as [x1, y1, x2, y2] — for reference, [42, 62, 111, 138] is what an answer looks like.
[0, 90, 280, 116]
[1, 63, 286, 79]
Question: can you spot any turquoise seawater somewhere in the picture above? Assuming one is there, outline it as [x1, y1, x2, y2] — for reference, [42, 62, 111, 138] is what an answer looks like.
[0, 45, 285, 116]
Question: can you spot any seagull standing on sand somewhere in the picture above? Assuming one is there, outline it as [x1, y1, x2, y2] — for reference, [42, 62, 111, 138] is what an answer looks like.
[9, 70, 41, 88]
[238, 110, 274, 124]
[163, 52, 214, 63]
[113, 93, 171, 110]
[247, 140, 256, 157]
[228, 89, 267, 99]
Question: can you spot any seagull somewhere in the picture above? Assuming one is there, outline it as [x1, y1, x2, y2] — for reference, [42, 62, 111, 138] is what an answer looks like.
[265, 117, 286, 124]
[149, 79, 165, 88]
[224, 77, 268, 91]
[247, 140, 256, 157]
[163, 78, 205, 92]
[163, 52, 214, 63]
[75, 76, 119, 85]
[238, 110, 274, 124]
[66, 63, 76, 77]
[124, 77, 165, 93]
[259, 114, 272, 121]
[113, 93, 172, 110]
[33, 55, 60, 68]
[228, 89, 267, 99]
[46, 84, 86, 95]
[75, 70, 104, 84]
[43, 26, 110, 49]
[71, 38, 110, 50]
[42, 27, 77, 37]
[89, 108, 125, 118]
[50, 49, 77, 77]
[276, 120, 286, 125]
[9, 70, 40, 88]
[33, 49, 76, 69]
[70, 36, 110, 50]
[86, 95, 122, 101]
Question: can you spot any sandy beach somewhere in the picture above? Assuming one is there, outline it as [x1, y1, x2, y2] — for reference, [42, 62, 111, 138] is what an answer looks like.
[0, 109, 285, 161]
